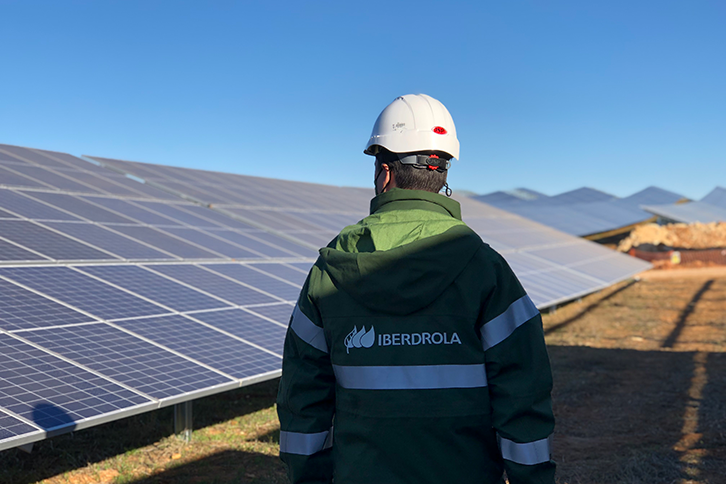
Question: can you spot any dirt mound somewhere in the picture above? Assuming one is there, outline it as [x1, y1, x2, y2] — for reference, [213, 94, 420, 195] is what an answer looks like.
[618, 222, 726, 252]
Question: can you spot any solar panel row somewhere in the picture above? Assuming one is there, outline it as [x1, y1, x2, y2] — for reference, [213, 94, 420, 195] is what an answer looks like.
[0, 188, 318, 262]
[643, 187, 726, 224]
[474, 186, 686, 237]
[0, 260, 309, 450]
[0, 143, 651, 452]
[90, 154, 651, 310]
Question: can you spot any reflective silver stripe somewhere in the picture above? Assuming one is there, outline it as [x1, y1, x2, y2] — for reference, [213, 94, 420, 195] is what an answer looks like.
[481, 295, 539, 350]
[290, 304, 328, 353]
[332, 364, 487, 390]
[279, 429, 333, 455]
[498, 434, 552, 465]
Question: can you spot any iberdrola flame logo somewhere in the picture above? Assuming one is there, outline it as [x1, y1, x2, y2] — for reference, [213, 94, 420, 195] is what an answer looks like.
[344, 326, 376, 354]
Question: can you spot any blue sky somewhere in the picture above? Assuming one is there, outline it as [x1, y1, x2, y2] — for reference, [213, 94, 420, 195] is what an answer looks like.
[1, 1, 724, 200]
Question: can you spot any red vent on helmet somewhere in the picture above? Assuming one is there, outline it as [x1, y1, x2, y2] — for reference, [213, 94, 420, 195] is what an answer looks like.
[432, 126, 447, 135]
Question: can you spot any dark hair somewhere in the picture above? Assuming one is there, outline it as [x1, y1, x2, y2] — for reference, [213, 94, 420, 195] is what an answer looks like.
[375, 148, 448, 193]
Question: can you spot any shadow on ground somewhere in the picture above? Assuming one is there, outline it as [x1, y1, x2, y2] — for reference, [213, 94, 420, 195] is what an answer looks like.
[550, 346, 726, 484]
[127, 449, 287, 484]
[0, 378, 281, 484]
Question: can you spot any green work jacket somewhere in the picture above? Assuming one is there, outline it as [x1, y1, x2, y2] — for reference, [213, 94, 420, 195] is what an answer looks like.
[277, 188, 555, 484]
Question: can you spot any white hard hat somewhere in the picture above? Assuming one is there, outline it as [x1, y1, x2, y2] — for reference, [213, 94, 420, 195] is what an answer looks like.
[364, 94, 460, 160]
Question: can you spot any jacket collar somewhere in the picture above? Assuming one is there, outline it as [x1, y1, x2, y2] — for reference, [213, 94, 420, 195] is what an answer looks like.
[370, 188, 462, 220]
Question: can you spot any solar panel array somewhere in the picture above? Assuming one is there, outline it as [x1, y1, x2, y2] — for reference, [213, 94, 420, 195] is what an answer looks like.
[457, 197, 650, 307]
[0, 144, 651, 452]
[88, 155, 651, 309]
[0, 144, 316, 451]
[643, 187, 726, 224]
[474, 186, 686, 237]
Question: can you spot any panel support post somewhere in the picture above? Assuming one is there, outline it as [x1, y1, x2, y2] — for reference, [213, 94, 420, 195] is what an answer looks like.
[18, 442, 34, 454]
[174, 401, 193, 443]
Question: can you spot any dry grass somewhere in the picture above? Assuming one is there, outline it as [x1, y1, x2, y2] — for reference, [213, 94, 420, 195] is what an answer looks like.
[2, 268, 725, 483]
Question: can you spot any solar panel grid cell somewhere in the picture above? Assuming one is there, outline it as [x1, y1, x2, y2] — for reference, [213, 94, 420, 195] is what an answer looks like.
[43, 222, 174, 260]
[0, 267, 169, 320]
[20, 324, 232, 399]
[0, 190, 81, 221]
[247, 231, 319, 257]
[116, 315, 281, 379]
[193, 309, 287, 356]
[133, 202, 225, 228]
[77, 265, 231, 313]
[160, 227, 262, 259]
[105, 177, 179, 200]
[0, 165, 51, 190]
[174, 205, 255, 230]
[211, 230, 303, 258]
[0, 220, 114, 261]
[246, 303, 295, 325]
[0, 239, 48, 262]
[204, 264, 302, 301]
[24, 192, 136, 224]
[0, 333, 150, 429]
[0, 279, 94, 331]
[59, 171, 142, 197]
[81, 197, 184, 226]
[0, 412, 39, 442]
[281, 231, 334, 247]
[569, 255, 644, 284]
[108, 225, 223, 259]
[32, 150, 102, 172]
[253, 263, 308, 286]
[0, 207, 18, 219]
[5, 165, 102, 194]
[146, 264, 280, 306]
[0, 145, 70, 169]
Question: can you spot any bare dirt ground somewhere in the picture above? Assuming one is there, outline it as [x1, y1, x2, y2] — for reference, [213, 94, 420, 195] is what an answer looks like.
[544, 269, 726, 484]
[1, 267, 725, 484]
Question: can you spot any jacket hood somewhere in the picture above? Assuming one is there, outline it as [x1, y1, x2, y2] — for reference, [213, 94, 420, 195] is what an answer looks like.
[319, 189, 482, 316]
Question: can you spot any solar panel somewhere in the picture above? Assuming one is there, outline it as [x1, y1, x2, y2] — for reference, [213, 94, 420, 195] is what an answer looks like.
[456, 196, 651, 308]
[246, 303, 296, 325]
[23, 192, 137, 224]
[643, 187, 726, 224]
[115, 314, 282, 379]
[701, 187, 726, 208]
[107, 226, 222, 259]
[19, 324, 233, 399]
[192, 308, 288, 356]
[81, 197, 184, 226]
[0, 165, 50, 190]
[0, 266, 169, 321]
[77, 265, 232, 313]
[0, 220, 115, 261]
[0, 143, 652, 453]
[204, 264, 302, 301]
[133, 201, 227, 228]
[209, 230, 301, 258]
[0, 239, 48, 262]
[0, 278, 94, 331]
[0, 145, 71, 169]
[145, 264, 281, 306]
[0, 412, 40, 445]
[473, 186, 686, 237]
[159, 227, 262, 259]
[0, 333, 151, 429]
[251, 263, 309, 286]
[43, 222, 175, 260]
[0, 190, 82, 221]
[4, 165, 103, 194]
